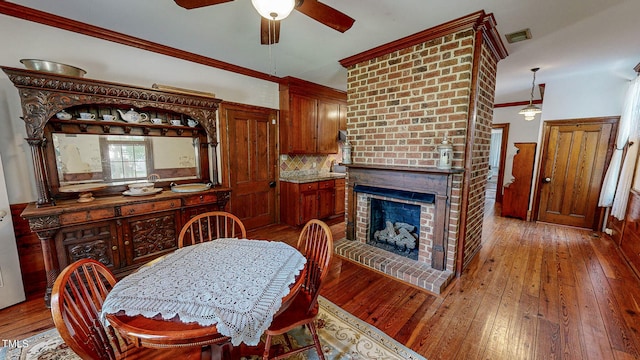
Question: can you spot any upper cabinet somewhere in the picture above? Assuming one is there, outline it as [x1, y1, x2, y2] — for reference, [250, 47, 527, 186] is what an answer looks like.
[279, 77, 347, 155]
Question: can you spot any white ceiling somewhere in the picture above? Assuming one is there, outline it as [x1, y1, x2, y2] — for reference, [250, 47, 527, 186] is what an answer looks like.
[7, 0, 640, 103]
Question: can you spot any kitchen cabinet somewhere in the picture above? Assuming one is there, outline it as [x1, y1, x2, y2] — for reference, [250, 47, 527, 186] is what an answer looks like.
[281, 179, 337, 226]
[318, 181, 336, 219]
[334, 178, 346, 215]
[280, 77, 347, 155]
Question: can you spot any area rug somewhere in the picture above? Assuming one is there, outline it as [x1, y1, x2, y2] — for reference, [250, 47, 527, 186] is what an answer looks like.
[0, 297, 424, 360]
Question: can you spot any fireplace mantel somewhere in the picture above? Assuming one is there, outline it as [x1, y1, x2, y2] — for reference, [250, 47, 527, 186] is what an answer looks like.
[345, 164, 463, 270]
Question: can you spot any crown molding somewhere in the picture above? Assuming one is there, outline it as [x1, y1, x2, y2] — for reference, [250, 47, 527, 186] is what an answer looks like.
[339, 10, 508, 68]
[494, 99, 543, 108]
[0, 2, 281, 84]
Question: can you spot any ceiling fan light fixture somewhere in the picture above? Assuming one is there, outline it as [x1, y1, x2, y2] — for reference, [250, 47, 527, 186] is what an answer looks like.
[519, 67, 542, 121]
[251, 0, 296, 20]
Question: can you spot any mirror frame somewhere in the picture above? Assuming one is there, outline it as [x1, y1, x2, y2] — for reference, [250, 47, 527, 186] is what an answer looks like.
[2, 66, 222, 207]
[44, 116, 210, 200]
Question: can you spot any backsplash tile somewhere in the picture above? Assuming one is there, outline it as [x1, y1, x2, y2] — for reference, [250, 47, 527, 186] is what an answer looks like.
[279, 146, 343, 178]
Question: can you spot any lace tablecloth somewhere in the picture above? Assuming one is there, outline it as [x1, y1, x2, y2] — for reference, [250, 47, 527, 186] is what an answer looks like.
[101, 238, 306, 346]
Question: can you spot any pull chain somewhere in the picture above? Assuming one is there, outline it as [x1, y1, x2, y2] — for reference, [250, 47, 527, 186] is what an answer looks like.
[268, 18, 277, 76]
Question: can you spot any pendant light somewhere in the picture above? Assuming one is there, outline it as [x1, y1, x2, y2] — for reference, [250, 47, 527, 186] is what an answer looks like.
[251, 0, 295, 21]
[519, 67, 542, 121]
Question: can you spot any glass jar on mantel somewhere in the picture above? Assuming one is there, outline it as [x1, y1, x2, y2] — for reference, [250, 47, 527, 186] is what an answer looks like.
[437, 134, 453, 170]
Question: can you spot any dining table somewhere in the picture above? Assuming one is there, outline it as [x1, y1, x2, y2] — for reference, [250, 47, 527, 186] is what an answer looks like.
[101, 238, 307, 360]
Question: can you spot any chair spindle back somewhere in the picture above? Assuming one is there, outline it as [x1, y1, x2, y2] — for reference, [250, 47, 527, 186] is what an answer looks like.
[178, 211, 247, 248]
[51, 259, 123, 360]
[296, 219, 333, 311]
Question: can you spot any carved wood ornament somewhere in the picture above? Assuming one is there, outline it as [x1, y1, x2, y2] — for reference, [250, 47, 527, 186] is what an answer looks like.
[1, 67, 222, 206]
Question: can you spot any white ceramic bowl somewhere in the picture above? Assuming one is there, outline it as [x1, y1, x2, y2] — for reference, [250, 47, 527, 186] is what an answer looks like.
[128, 182, 154, 193]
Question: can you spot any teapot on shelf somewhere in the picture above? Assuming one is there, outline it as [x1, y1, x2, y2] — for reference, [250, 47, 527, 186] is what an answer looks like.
[55, 109, 72, 120]
[116, 108, 149, 123]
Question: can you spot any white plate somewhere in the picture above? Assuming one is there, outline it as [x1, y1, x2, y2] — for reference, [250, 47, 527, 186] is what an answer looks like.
[170, 183, 211, 193]
[123, 188, 163, 196]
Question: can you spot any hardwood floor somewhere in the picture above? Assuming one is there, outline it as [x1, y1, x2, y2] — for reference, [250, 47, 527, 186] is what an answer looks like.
[2, 200, 640, 359]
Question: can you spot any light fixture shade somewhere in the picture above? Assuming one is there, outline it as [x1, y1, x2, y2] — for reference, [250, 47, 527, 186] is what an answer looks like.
[518, 104, 542, 121]
[251, 0, 296, 20]
[519, 67, 542, 121]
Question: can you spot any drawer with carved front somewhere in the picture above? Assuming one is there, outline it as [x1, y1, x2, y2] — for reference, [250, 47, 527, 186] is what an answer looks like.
[59, 208, 116, 225]
[120, 199, 180, 216]
[183, 193, 219, 206]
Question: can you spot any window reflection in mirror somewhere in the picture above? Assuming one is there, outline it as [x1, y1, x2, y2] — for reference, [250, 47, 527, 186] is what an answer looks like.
[52, 134, 201, 186]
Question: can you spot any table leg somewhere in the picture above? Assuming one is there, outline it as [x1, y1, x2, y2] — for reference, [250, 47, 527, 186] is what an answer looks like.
[203, 342, 235, 360]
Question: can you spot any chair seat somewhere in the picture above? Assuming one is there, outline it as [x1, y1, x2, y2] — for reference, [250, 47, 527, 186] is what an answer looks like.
[266, 291, 318, 335]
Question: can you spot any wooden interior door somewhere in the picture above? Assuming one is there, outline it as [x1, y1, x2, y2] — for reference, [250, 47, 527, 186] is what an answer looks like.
[536, 117, 617, 229]
[491, 123, 509, 203]
[220, 104, 278, 229]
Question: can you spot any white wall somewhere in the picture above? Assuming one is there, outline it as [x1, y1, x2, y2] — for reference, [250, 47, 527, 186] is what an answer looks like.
[0, 14, 279, 204]
[541, 71, 628, 121]
[492, 106, 541, 188]
[492, 69, 629, 209]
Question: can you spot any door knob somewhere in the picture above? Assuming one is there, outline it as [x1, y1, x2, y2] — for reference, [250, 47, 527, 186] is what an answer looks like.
[543, 177, 552, 183]
[269, 181, 276, 188]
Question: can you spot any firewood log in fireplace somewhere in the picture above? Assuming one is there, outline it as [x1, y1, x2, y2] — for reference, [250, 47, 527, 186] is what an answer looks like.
[374, 221, 418, 250]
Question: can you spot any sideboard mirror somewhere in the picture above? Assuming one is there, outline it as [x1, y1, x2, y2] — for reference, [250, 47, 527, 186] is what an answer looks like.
[52, 134, 201, 187]
[44, 111, 211, 200]
[1, 66, 222, 206]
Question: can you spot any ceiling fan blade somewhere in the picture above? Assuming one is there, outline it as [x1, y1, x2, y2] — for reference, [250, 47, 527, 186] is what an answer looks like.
[174, 0, 233, 10]
[260, 18, 281, 45]
[295, 0, 355, 33]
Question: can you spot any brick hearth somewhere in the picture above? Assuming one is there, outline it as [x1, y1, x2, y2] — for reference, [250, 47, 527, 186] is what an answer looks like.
[334, 239, 454, 294]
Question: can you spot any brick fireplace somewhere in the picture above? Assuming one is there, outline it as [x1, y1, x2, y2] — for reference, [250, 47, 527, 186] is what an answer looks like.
[335, 11, 507, 293]
[335, 165, 461, 293]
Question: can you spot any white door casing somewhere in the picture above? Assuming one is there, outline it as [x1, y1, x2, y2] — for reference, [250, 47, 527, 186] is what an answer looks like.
[0, 153, 26, 309]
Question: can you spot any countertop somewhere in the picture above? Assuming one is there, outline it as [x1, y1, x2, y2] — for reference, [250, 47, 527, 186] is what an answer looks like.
[279, 172, 346, 184]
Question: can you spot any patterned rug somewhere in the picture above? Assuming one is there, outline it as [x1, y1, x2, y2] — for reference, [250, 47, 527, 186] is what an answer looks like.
[0, 297, 424, 360]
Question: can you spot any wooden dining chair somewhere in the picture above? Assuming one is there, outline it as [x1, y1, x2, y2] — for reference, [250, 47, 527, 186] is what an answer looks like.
[178, 211, 247, 248]
[262, 219, 334, 360]
[50, 259, 203, 360]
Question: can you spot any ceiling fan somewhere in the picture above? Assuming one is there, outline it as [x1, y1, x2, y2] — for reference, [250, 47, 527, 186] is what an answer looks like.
[174, 0, 355, 45]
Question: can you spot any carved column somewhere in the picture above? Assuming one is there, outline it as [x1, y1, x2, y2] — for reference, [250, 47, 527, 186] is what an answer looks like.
[26, 138, 52, 206]
[28, 215, 61, 307]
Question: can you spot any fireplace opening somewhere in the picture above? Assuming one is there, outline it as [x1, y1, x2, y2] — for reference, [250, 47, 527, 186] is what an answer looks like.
[368, 198, 420, 260]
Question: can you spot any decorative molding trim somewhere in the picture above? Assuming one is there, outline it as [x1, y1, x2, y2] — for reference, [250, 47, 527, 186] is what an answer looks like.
[280, 76, 347, 100]
[339, 10, 508, 68]
[2, 67, 221, 139]
[494, 99, 543, 108]
[0, 2, 280, 84]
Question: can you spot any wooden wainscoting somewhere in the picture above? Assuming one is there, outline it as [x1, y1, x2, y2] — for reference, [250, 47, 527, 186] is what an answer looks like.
[11, 203, 46, 299]
[620, 189, 640, 278]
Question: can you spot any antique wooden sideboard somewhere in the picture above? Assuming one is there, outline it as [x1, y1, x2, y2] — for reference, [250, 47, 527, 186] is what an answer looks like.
[2, 66, 230, 304]
[21, 189, 230, 304]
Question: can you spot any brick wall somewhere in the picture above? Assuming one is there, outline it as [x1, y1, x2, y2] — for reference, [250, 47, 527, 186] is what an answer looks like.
[346, 30, 474, 168]
[341, 12, 505, 273]
[462, 41, 498, 268]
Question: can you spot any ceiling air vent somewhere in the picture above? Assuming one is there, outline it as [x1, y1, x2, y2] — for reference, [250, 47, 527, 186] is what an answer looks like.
[505, 28, 532, 44]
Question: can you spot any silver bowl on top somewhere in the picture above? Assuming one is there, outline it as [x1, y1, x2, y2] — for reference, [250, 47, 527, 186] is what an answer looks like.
[20, 59, 86, 77]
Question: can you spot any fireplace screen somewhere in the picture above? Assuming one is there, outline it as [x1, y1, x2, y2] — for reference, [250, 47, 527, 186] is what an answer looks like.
[368, 198, 420, 260]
